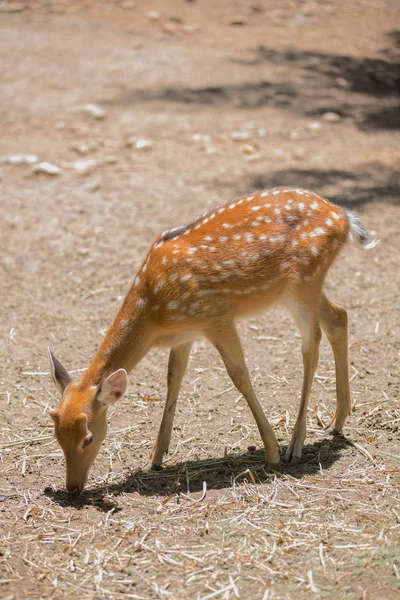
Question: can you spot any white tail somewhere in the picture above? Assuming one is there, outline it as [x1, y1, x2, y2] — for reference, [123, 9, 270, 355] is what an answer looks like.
[48, 187, 375, 493]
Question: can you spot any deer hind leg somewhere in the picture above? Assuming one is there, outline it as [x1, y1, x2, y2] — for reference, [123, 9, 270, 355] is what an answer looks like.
[145, 341, 192, 470]
[286, 295, 322, 465]
[320, 294, 352, 433]
[207, 322, 280, 466]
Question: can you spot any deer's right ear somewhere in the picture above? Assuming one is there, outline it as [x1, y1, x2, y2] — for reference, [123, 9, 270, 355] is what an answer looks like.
[48, 348, 72, 394]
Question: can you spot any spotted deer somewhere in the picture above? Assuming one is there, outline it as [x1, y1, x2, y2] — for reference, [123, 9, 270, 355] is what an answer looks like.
[48, 187, 377, 493]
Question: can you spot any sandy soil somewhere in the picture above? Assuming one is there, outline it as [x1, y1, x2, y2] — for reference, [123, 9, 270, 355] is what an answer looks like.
[0, 1, 399, 598]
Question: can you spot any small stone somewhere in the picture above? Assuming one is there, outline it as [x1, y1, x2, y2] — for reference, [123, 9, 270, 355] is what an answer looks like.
[72, 159, 99, 173]
[308, 120, 322, 131]
[182, 24, 198, 34]
[148, 10, 160, 20]
[79, 104, 106, 120]
[322, 111, 342, 123]
[83, 179, 101, 192]
[230, 131, 251, 141]
[70, 142, 90, 155]
[162, 22, 178, 34]
[104, 155, 118, 164]
[32, 162, 61, 175]
[240, 143, 257, 155]
[8, 154, 38, 165]
[134, 138, 153, 150]
[230, 18, 247, 26]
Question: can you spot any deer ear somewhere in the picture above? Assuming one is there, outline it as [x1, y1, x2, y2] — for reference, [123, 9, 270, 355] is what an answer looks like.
[49, 409, 60, 425]
[48, 348, 72, 394]
[97, 369, 127, 406]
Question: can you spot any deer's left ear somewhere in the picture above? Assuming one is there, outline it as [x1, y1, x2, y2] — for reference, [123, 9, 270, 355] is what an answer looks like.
[97, 369, 128, 405]
[48, 348, 72, 394]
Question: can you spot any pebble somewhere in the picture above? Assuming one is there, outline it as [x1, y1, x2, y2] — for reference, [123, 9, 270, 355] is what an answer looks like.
[32, 162, 61, 175]
[7, 154, 38, 165]
[79, 103, 106, 120]
[230, 131, 251, 141]
[72, 159, 99, 173]
[322, 111, 342, 123]
[134, 138, 153, 150]
[308, 120, 322, 131]
[83, 179, 101, 192]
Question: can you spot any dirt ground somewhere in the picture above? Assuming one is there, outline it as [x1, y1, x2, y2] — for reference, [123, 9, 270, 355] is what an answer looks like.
[0, 1, 399, 598]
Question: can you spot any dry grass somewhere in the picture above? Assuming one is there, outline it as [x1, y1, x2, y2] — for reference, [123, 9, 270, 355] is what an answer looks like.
[1, 394, 399, 600]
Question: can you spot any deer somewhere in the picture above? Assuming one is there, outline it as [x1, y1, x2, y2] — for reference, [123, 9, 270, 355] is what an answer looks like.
[48, 187, 377, 494]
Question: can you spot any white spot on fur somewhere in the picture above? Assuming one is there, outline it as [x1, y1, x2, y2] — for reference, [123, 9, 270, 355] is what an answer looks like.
[161, 256, 167, 265]
[298, 202, 305, 211]
[309, 227, 326, 237]
[331, 211, 340, 220]
[251, 206, 261, 212]
[155, 241, 164, 249]
[220, 236, 228, 242]
[167, 300, 179, 310]
[326, 218, 334, 226]
[136, 298, 146, 310]
[311, 246, 319, 257]
[310, 201, 319, 210]
[245, 233, 253, 242]
[204, 236, 213, 242]
[259, 233, 267, 241]
[188, 247, 197, 255]
[153, 281, 164, 294]
[261, 191, 269, 197]
[292, 239, 298, 247]
[134, 276, 140, 287]
[180, 274, 191, 282]
[272, 190, 280, 195]
[233, 234, 242, 240]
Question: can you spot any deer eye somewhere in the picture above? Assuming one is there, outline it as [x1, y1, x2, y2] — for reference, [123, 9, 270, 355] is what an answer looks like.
[83, 434, 93, 449]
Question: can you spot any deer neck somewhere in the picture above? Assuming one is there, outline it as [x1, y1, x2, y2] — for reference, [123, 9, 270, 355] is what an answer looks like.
[81, 288, 152, 388]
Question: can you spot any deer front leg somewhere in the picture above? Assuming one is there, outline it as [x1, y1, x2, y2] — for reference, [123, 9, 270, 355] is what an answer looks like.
[145, 341, 192, 470]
